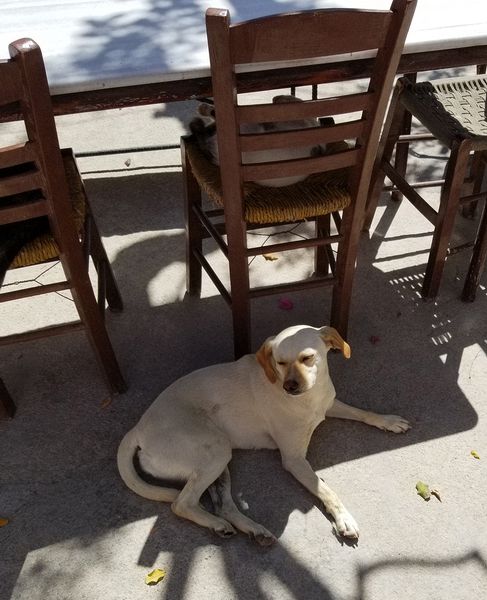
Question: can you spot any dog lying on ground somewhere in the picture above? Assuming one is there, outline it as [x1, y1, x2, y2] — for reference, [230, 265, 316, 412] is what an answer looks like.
[117, 325, 410, 544]
[189, 95, 334, 187]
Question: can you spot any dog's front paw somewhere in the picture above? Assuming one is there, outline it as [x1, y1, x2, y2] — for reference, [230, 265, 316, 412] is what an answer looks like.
[375, 414, 411, 433]
[335, 510, 359, 539]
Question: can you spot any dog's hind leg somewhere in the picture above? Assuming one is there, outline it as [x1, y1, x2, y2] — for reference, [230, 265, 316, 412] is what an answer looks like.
[170, 444, 238, 539]
[208, 467, 277, 546]
[326, 399, 410, 433]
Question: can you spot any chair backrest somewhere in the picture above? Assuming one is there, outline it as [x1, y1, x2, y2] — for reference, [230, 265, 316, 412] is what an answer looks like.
[0, 39, 75, 244]
[206, 0, 416, 218]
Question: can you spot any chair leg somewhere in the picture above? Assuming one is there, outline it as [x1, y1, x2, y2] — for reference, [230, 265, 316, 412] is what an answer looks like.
[390, 108, 413, 203]
[315, 214, 331, 276]
[59, 235, 127, 394]
[0, 378, 16, 419]
[462, 198, 487, 301]
[225, 219, 251, 358]
[86, 212, 124, 312]
[461, 151, 485, 219]
[422, 140, 472, 298]
[181, 138, 203, 296]
[330, 203, 364, 340]
[72, 278, 127, 393]
[363, 80, 409, 231]
[390, 74, 417, 204]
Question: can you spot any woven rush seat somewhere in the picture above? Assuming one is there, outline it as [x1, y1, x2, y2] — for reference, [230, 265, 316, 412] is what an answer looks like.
[185, 137, 351, 224]
[10, 150, 86, 269]
[400, 75, 487, 147]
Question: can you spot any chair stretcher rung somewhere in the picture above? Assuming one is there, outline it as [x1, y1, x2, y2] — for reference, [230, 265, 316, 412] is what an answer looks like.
[247, 233, 342, 256]
[0, 280, 70, 302]
[249, 274, 335, 298]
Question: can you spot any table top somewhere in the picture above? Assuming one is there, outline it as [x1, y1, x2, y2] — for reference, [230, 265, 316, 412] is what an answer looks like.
[2, 0, 487, 96]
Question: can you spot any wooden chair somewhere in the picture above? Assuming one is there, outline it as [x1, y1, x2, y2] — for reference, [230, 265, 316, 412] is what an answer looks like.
[181, 0, 417, 357]
[364, 74, 487, 301]
[0, 39, 126, 418]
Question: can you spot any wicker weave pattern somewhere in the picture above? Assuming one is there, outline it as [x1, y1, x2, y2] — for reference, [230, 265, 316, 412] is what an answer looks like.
[405, 75, 487, 144]
[10, 153, 86, 269]
[185, 138, 351, 224]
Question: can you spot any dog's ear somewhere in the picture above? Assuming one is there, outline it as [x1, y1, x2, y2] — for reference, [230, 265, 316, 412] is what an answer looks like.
[255, 339, 277, 383]
[319, 326, 351, 359]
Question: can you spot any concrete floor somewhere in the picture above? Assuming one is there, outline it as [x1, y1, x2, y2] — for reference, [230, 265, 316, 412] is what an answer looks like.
[1, 77, 487, 600]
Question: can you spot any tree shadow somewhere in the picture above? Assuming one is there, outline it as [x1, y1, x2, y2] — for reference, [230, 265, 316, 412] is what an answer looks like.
[69, 0, 298, 88]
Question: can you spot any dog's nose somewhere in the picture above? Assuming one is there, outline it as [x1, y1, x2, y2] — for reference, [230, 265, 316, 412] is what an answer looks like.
[283, 379, 299, 394]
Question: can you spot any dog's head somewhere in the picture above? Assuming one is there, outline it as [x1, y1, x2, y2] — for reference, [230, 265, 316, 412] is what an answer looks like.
[255, 325, 350, 396]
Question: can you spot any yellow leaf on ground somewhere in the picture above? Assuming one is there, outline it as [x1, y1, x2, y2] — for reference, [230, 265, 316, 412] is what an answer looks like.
[471, 450, 480, 459]
[145, 568, 166, 586]
[415, 481, 431, 500]
[0, 517, 9, 527]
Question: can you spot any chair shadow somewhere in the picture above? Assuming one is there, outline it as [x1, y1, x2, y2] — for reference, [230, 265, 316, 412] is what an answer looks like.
[356, 551, 487, 599]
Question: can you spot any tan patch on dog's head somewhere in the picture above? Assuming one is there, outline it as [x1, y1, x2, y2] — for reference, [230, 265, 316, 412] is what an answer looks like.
[319, 326, 351, 358]
[255, 338, 277, 383]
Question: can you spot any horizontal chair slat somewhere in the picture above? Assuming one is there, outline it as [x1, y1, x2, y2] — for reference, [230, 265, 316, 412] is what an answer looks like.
[0, 142, 35, 169]
[0, 170, 42, 198]
[230, 10, 391, 64]
[237, 92, 372, 124]
[0, 197, 49, 225]
[241, 147, 359, 181]
[240, 120, 364, 152]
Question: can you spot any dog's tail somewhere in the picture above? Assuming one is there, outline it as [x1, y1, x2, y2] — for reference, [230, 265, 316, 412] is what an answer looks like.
[117, 428, 180, 502]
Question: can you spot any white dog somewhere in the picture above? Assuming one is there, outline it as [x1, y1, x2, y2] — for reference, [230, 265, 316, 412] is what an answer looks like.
[117, 325, 410, 544]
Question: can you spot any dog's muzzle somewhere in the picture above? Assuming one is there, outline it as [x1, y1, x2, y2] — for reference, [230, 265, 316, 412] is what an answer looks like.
[283, 379, 301, 395]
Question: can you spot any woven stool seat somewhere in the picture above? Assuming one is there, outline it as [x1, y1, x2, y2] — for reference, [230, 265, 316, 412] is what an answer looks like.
[9, 151, 86, 269]
[401, 75, 487, 148]
[185, 137, 351, 224]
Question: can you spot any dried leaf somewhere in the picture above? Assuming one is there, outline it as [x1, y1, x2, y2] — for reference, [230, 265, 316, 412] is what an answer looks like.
[0, 517, 9, 527]
[415, 480, 431, 500]
[124, 158, 132, 167]
[471, 450, 480, 460]
[145, 568, 166, 586]
[263, 253, 279, 261]
[100, 396, 112, 409]
[430, 488, 442, 502]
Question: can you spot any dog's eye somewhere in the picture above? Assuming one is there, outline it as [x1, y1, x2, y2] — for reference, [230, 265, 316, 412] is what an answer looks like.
[301, 354, 315, 364]
[277, 361, 287, 366]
